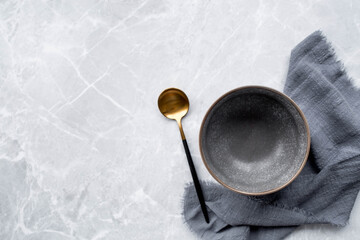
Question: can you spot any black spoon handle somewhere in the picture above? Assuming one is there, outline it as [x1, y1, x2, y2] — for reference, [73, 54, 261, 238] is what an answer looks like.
[182, 139, 210, 223]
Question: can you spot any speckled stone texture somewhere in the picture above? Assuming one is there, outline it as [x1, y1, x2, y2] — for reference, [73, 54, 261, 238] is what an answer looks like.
[201, 87, 308, 194]
[1, 0, 360, 239]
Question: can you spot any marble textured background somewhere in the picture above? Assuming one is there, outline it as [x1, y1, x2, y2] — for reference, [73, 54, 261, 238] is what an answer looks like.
[0, 0, 360, 239]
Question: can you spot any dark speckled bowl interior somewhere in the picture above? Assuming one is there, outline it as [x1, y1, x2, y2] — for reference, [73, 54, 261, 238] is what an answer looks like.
[200, 86, 310, 195]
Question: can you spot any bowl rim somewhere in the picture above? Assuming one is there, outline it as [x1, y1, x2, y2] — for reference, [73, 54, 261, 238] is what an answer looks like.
[199, 85, 311, 196]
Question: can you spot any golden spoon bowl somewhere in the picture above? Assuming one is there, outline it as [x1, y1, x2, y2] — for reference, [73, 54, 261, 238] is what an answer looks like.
[158, 88, 189, 140]
[158, 88, 189, 120]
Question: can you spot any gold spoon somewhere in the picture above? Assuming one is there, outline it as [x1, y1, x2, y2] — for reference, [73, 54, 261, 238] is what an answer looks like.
[158, 88, 209, 224]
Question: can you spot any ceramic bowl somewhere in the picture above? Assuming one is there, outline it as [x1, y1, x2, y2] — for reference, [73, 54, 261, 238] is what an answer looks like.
[199, 86, 310, 195]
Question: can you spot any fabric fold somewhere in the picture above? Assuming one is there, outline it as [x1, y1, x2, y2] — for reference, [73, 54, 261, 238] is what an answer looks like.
[183, 31, 360, 239]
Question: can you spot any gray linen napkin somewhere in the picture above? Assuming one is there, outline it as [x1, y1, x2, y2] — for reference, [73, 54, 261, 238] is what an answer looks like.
[183, 31, 360, 240]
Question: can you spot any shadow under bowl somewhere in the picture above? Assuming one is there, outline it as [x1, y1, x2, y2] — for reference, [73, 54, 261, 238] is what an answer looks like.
[200, 86, 310, 195]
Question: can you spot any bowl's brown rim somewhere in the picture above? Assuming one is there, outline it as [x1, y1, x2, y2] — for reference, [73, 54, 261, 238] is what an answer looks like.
[199, 85, 311, 196]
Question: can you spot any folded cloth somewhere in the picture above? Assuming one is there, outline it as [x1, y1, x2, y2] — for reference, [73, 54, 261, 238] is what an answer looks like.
[183, 31, 360, 240]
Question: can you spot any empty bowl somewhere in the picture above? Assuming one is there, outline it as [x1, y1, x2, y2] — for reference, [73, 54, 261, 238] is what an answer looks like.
[199, 86, 310, 195]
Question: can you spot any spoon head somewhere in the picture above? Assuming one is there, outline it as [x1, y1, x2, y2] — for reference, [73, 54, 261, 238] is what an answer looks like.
[158, 88, 189, 120]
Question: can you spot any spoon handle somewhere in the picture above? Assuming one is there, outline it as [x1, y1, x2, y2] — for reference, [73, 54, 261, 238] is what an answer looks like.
[182, 139, 210, 224]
